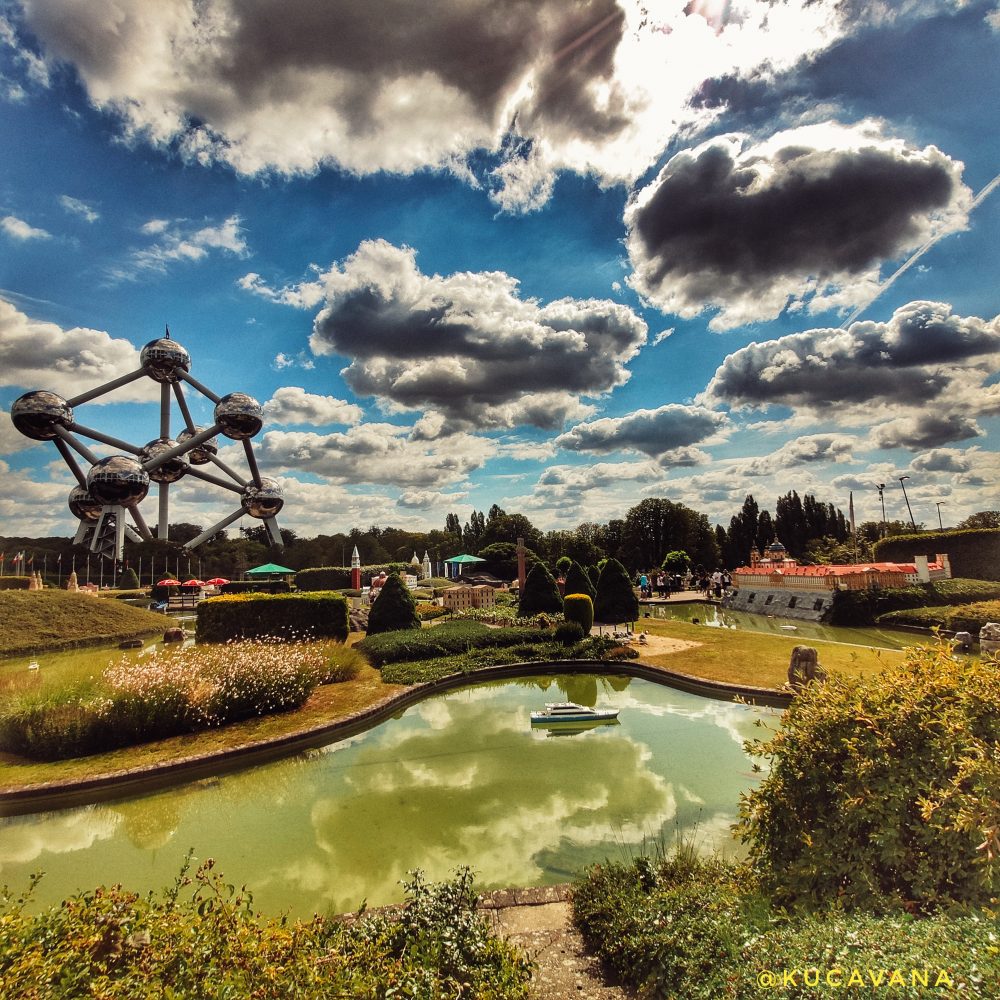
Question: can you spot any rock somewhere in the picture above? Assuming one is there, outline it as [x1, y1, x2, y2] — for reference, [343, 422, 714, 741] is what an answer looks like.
[981, 622, 1000, 656]
[163, 627, 186, 643]
[952, 631, 973, 652]
[119, 639, 143, 650]
[788, 645, 826, 691]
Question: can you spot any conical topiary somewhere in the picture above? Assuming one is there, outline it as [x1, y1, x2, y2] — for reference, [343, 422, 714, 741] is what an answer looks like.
[518, 562, 564, 617]
[564, 560, 596, 601]
[366, 572, 421, 635]
[118, 567, 140, 590]
[594, 558, 638, 625]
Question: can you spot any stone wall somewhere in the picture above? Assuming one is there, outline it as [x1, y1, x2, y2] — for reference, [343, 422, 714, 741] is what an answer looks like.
[723, 586, 834, 622]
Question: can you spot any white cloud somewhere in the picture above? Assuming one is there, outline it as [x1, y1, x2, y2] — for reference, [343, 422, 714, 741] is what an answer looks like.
[58, 195, 99, 223]
[110, 215, 249, 280]
[14, 0, 884, 208]
[262, 387, 362, 427]
[2, 215, 51, 240]
[0, 297, 155, 402]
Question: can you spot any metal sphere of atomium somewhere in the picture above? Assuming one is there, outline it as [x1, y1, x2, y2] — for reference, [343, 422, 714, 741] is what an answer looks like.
[68, 485, 103, 522]
[177, 426, 218, 465]
[215, 392, 263, 440]
[139, 437, 188, 483]
[87, 455, 150, 506]
[242, 478, 284, 519]
[140, 337, 191, 384]
[10, 390, 74, 441]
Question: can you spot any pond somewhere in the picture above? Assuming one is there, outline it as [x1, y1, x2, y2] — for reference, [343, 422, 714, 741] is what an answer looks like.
[0, 673, 775, 918]
[643, 601, 919, 650]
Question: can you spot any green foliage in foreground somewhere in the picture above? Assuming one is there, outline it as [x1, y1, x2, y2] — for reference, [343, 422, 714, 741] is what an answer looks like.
[738, 642, 1000, 910]
[196, 591, 350, 643]
[877, 599, 1000, 632]
[380, 635, 639, 685]
[573, 855, 1000, 999]
[0, 860, 532, 1000]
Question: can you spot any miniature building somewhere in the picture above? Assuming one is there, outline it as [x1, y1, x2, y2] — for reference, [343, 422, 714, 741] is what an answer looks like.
[725, 544, 952, 621]
[441, 584, 496, 612]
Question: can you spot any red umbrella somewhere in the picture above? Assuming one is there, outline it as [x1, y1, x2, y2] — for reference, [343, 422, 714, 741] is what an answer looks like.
[182, 579, 205, 587]
[157, 579, 181, 586]
[205, 577, 230, 586]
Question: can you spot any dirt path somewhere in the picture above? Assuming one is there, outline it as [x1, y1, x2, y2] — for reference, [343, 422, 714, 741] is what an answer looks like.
[478, 887, 633, 999]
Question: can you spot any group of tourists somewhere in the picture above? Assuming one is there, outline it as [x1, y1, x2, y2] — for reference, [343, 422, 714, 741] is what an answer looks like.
[635, 570, 687, 598]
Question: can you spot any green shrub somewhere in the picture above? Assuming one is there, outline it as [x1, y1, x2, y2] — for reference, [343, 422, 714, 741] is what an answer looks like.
[296, 563, 407, 591]
[563, 561, 596, 601]
[877, 600, 1000, 633]
[415, 601, 447, 621]
[0, 861, 532, 999]
[518, 563, 563, 616]
[0, 576, 31, 590]
[594, 558, 638, 625]
[573, 855, 1000, 999]
[117, 568, 139, 590]
[196, 592, 349, 643]
[661, 549, 691, 574]
[829, 578, 1000, 625]
[874, 528, 1000, 580]
[563, 593, 594, 634]
[738, 642, 1000, 910]
[555, 555, 573, 575]
[366, 572, 421, 636]
[554, 620, 584, 646]
[218, 580, 291, 595]
[358, 619, 555, 668]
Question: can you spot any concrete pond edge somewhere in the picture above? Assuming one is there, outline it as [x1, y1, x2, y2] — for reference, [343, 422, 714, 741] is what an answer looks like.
[0, 658, 791, 817]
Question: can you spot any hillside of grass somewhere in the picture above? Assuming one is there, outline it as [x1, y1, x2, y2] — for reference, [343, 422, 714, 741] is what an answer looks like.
[0, 591, 168, 656]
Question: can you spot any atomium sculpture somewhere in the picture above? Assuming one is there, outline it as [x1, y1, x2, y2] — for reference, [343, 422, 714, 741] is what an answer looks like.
[10, 331, 284, 565]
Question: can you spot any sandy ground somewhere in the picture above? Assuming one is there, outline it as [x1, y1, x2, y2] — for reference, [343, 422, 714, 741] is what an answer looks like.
[592, 629, 701, 658]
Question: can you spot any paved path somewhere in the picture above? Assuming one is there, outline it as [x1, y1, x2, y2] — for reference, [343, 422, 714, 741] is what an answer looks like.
[478, 887, 633, 999]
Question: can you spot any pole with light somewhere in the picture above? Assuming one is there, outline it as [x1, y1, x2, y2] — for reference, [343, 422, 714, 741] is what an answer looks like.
[876, 484, 887, 538]
[935, 501, 946, 531]
[898, 475, 916, 531]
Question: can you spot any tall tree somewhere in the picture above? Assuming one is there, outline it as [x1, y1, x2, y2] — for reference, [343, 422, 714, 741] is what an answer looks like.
[518, 563, 564, 616]
[594, 558, 639, 625]
[621, 498, 719, 571]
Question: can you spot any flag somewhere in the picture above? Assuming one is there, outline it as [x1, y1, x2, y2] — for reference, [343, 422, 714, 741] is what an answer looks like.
[849, 491, 856, 535]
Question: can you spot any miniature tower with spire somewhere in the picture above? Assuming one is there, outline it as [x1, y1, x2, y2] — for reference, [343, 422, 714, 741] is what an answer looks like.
[350, 545, 361, 590]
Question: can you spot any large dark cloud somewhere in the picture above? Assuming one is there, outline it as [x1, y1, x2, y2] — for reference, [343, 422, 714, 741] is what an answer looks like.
[308, 240, 647, 430]
[555, 404, 727, 459]
[20, 0, 628, 182]
[625, 124, 969, 329]
[705, 300, 1000, 410]
[871, 413, 983, 451]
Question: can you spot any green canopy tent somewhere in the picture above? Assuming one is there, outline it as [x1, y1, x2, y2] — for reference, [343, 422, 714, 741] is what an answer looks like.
[443, 554, 486, 580]
[245, 562, 296, 580]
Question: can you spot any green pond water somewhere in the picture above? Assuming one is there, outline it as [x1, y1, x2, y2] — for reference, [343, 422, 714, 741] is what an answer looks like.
[0, 674, 775, 918]
[644, 601, 919, 650]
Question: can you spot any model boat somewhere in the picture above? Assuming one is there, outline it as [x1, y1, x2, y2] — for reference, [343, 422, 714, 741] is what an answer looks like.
[530, 701, 619, 724]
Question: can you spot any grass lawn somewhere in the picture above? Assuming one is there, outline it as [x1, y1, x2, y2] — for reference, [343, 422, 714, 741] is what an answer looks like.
[635, 615, 907, 687]
[0, 590, 167, 656]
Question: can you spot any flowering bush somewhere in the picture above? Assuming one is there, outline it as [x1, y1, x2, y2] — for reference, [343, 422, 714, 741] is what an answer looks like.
[0, 640, 330, 760]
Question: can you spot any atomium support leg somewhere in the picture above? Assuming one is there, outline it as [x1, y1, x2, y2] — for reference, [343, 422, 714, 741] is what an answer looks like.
[183, 508, 247, 549]
[265, 517, 282, 547]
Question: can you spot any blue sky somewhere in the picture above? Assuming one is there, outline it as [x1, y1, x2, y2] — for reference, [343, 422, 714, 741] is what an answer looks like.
[1, 0, 998, 541]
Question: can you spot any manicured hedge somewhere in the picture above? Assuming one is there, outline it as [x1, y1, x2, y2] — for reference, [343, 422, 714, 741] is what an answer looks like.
[296, 563, 407, 590]
[877, 600, 1000, 633]
[358, 619, 555, 667]
[829, 578, 1000, 625]
[873, 528, 1000, 580]
[564, 593, 594, 634]
[0, 576, 31, 590]
[219, 580, 291, 595]
[196, 592, 349, 643]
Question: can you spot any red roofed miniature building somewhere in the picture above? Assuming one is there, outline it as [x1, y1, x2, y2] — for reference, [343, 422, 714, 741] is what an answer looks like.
[725, 541, 951, 621]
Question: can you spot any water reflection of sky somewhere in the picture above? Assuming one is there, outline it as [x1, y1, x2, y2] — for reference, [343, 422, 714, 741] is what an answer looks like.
[0, 675, 775, 917]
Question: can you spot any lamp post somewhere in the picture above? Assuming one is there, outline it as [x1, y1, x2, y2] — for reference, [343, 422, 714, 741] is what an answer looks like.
[935, 501, 946, 531]
[876, 484, 887, 538]
[898, 475, 916, 531]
